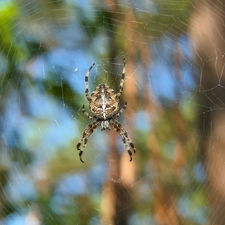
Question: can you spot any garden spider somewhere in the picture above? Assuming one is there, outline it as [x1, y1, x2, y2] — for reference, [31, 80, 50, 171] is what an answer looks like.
[77, 59, 136, 163]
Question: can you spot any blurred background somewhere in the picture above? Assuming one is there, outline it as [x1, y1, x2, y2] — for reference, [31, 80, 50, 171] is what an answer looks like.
[0, 0, 225, 224]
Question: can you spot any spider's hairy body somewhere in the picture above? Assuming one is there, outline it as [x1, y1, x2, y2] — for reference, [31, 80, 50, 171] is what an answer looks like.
[90, 84, 119, 120]
[77, 59, 136, 163]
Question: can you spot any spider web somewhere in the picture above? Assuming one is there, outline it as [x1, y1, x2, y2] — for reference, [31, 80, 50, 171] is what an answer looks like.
[0, 0, 224, 224]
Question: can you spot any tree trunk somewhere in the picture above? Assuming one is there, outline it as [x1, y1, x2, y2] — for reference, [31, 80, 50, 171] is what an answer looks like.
[100, 3, 136, 225]
[189, 1, 225, 224]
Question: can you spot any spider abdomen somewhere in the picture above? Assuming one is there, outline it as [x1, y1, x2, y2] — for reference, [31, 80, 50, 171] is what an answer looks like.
[90, 84, 119, 119]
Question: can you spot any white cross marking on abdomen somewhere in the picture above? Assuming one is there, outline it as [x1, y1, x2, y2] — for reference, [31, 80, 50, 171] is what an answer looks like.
[101, 90, 107, 119]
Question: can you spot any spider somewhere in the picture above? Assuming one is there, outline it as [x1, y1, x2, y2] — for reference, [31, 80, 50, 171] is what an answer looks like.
[76, 59, 136, 163]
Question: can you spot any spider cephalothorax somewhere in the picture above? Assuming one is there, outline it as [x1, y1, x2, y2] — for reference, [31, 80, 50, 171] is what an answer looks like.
[77, 59, 136, 163]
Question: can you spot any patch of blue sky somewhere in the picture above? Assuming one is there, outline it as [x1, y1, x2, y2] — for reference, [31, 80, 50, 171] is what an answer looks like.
[25, 87, 58, 118]
[180, 62, 196, 90]
[56, 48, 96, 93]
[28, 47, 96, 94]
[66, 0, 96, 10]
[6, 171, 36, 202]
[178, 196, 208, 224]
[40, 114, 76, 151]
[0, 0, 11, 8]
[149, 35, 195, 101]
[58, 24, 87, 48]
[56, 173, 88, 196]
[178, 35, 196, 89]
[50, 194, 70, 214]
[179, 35, 194, 59]
[194, 162, 207, 182]
[129, 0, 157, 13]
[20, 112, 76, 156]
[134, 110, 152, 131]
[3, 85, 76, 155]
[149, 59, 177, 100]
[89, 216, 101, 225]
[3, 90, 21, 133]
[88, 163, 106, 187]
[2, 214, 26, 225]
[129, 213, 154, 225]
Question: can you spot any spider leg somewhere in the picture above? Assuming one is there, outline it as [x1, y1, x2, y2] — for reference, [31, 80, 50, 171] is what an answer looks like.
[82, 105, 97, 120]
[113, 101, 127, 119]
[117, 58, 126, 101]
[112, 119, 136, 162]
[85, 63, 95, 102]
[77, 120, 100, 163]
